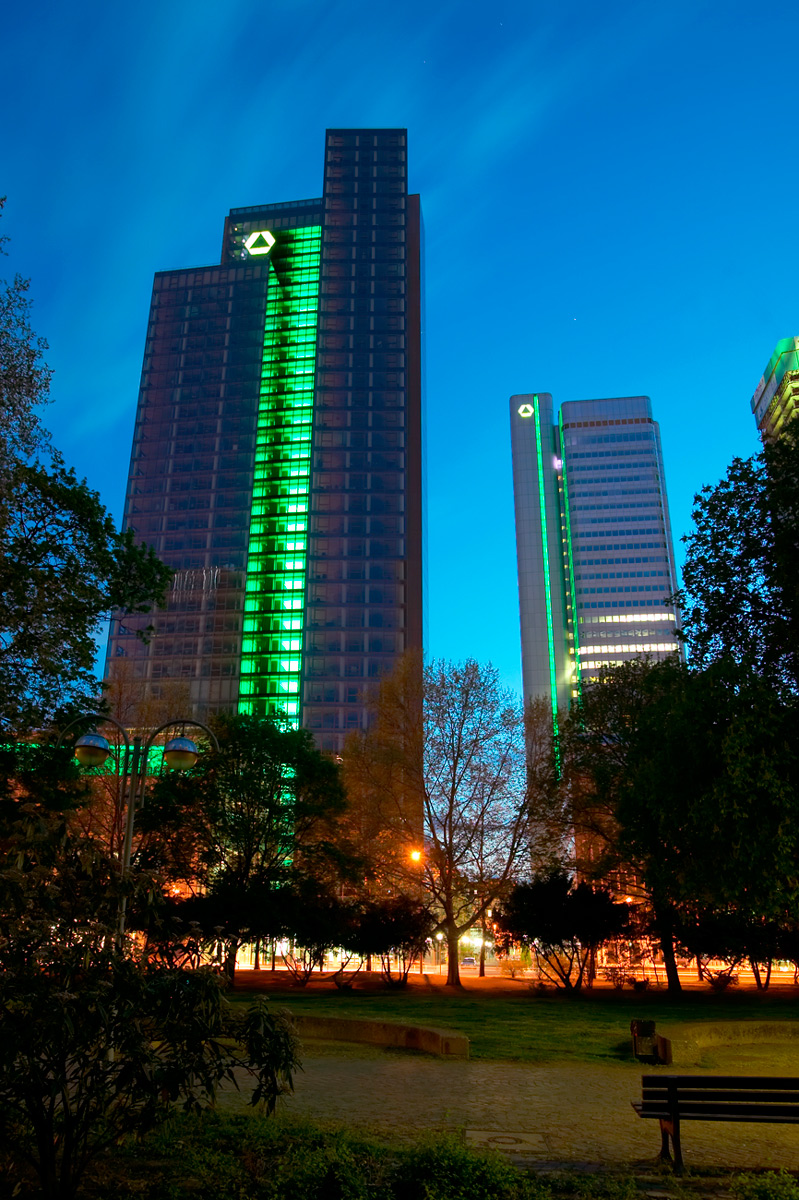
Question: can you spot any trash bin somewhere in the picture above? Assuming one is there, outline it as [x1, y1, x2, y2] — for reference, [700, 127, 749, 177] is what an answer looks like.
[630, 1018, 659, 1061]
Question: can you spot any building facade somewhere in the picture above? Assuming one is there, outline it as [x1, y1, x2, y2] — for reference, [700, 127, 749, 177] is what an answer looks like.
[107, 128, 424, 753]
[510, 393, 681, 727]
[751, 336, 799, 441]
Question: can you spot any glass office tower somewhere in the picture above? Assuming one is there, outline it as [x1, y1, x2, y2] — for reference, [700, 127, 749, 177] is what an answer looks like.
[107, 129, 424, 753]
[751, 336, 799, 442]
[510, 394, 681, 728]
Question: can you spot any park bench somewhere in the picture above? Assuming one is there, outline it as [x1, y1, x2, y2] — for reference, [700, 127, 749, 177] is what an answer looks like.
[632, 1074, 799, 1172]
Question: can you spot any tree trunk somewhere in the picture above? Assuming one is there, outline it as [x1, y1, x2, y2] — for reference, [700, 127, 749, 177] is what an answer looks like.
[446, 928, 461, 986]
[659, 923, 682, 994]
[253, 938, 260, 970]
[479, 915, 486, 977]
[225, 939, 239, 987]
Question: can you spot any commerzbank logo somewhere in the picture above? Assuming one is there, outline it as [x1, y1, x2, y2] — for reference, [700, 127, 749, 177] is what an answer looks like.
[517, 403, 534, 418]
[245, 230, 276, 256]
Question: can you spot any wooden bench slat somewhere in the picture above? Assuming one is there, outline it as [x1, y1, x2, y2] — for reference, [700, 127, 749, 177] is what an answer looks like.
[642, 1089, 799, 1104]
[639, 1101, 799, 1119]
[675, 1114, 799, 1125]
[641, 1074, 799, 1089]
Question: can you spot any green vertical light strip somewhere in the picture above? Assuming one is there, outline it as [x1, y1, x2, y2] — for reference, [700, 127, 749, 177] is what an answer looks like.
[238, 226, 322, 727]
[533, 394, 559, 737]
[558, 409, 582, 702]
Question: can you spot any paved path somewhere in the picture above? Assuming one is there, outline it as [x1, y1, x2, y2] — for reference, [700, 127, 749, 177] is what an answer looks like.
[280, 1042, 799, 1171]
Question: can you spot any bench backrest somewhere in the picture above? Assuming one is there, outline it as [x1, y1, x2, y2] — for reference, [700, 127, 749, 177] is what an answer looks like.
[640, 1075, 799, 1118]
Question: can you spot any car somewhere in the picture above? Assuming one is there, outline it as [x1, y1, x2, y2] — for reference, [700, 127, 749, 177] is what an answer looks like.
[460, 956, 476, 966]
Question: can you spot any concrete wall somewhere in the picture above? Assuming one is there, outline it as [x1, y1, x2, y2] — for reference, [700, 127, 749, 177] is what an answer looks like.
[660, 1021, 799, 1066]
[290, 1014, 469, 1058]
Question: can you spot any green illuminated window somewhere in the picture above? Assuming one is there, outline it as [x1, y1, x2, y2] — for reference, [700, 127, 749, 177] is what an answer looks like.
[237, 226, 321, 727]
[533, 395, 559, 740]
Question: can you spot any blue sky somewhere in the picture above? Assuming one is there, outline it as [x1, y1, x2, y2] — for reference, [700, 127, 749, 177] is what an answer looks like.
[3, 0, 797, 696]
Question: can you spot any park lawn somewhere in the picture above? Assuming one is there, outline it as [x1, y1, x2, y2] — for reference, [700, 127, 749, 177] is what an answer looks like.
[229, 983, 799, 1064]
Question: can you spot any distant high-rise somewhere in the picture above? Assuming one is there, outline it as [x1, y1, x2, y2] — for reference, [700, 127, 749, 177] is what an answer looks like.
[751, 336, 799, 441]
[510, 394, 682, 726]
[107, 128, 424, 753]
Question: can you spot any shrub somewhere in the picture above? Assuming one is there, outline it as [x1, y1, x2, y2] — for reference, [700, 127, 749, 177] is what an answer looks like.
[395, 1133, 534, 1200]
[731, 1172, 799, 1200]
[108, 1118, 545, 1200]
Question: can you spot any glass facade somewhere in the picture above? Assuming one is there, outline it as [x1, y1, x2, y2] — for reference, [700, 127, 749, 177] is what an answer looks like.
[107, 130, 424, 754]
[511, 394, 682, 715]
[751, 335, 799, 441]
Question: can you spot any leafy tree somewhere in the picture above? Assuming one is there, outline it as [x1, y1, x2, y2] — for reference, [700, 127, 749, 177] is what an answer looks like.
[678, 428, 799, 697]
[277, 882, 351, 986]
[675, 908, 749, 989]
[0, 203, 171, 732]
[0, 801, 300, 1200]
[561, 657, 799, 992]
[495, 871, 628, 990]
[676, 907, 791, 991]
[0, 197, 51, 470]
[348, 896, 434, 987]
[138, 713, 350, 981]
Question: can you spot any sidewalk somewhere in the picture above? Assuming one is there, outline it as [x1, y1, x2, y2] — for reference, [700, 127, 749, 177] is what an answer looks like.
[283, 1043, 799, 1171]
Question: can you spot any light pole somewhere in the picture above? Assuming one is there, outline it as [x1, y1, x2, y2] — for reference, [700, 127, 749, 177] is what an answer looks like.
[59, 714, 219, 935]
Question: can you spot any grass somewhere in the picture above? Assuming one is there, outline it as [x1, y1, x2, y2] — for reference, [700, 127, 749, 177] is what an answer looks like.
[229, 983, 799, 1064]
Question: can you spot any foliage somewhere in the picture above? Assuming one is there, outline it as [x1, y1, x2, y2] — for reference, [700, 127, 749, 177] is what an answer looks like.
[0, 203, 171, 733]
[0, 802, 300, 1200]
[278, 882, 351, 986]
[138, 713, 350, 980]
[0, 458, 172, 732]
[64, 1114, 547, 1200]
[495, 872, 629, 991]
[0, 196, 51, 469]
[396, 1132, 536, 1200]
[561, 657, 799, 992]
[678, 428, 799, 698]
[675, 908, 792, 990]
[349, 896, 434, 986]
[731, 1172, 799, 1200]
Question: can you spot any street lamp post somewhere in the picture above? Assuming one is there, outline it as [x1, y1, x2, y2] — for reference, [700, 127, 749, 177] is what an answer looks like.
[59, 714, 219, 936]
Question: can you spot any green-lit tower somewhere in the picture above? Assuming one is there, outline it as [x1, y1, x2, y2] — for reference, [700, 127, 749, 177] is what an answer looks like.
[107, 129, 424, 754]
[510, 393, 682, 729]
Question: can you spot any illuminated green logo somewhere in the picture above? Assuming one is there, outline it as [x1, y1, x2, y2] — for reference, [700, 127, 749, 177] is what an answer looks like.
[518, 403, 534, 418]
[245, 230, 276, 256]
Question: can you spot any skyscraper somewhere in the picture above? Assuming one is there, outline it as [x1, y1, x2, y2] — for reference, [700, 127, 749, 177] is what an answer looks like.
[751, 336, 799, 441]
[510, 393, 681, 727]
[107, 129, 424, 753]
